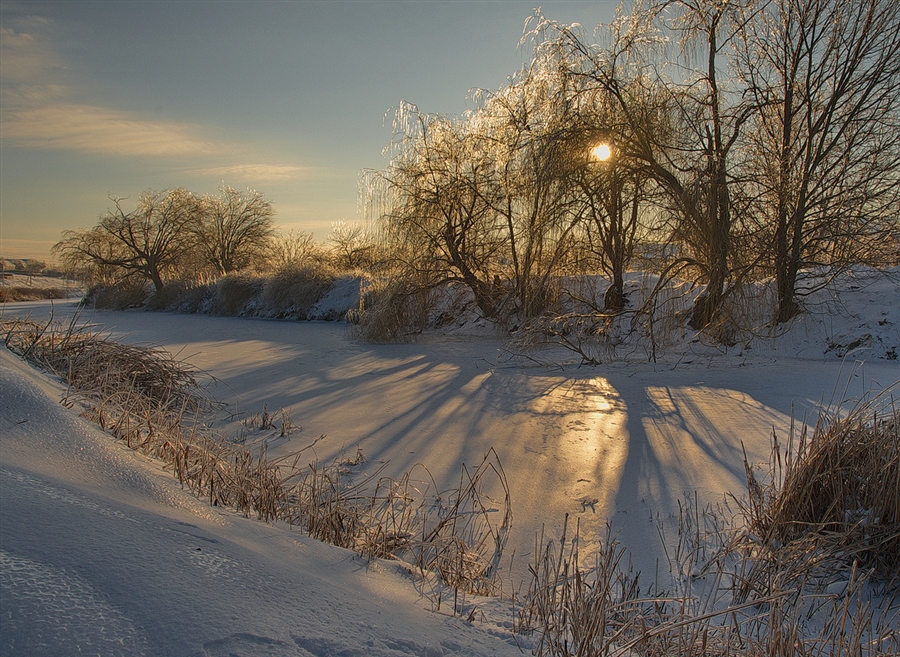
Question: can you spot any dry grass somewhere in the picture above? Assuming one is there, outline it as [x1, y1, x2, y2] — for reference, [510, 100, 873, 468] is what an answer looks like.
[0, 286, 74, 302]
[238, 403, 298, 437]
[516, 515, 898, 656]
[1, 318, 510, 599]
[2, 317, 204, 414]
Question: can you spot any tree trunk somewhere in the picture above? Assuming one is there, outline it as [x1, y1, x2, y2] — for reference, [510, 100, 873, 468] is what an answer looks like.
[148, 268, 165, 294]
[604, 272, 626, 312]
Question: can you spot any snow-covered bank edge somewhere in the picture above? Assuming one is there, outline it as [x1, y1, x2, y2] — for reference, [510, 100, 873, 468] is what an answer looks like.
[0, 344, 526, 656]
[78, 267, 900, 364]
[1, 314, 896, 654]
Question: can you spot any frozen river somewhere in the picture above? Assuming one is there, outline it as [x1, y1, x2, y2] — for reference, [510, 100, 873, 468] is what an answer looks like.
[3, 298, 898, 580]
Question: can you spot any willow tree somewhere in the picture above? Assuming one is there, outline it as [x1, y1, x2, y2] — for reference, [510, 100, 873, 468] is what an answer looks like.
[737, 0, 900, 323]
[474, 41, 597, 318]
[380, 102, 506, 318]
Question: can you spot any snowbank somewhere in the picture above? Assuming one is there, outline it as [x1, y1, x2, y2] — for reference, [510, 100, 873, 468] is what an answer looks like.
[1, 265, 898, 654]
[0, 347, 522, 656]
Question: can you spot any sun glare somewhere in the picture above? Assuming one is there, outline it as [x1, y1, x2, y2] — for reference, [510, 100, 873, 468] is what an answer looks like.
[591, 143, 612, 161]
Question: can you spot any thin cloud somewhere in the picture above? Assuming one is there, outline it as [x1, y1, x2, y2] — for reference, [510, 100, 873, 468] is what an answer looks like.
[0, 23, 60, 85]
[1, 15, 322, 197]
[2, 103, 225, 157]
[190, 163, 315, 183]
[1, 20, 224, 158]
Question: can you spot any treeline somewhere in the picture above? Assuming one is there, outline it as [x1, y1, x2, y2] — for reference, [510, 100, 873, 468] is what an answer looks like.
[56, 0, 899, 344]
[362, 0, 899, 333]
[54, 186, 380, 288]
[52, 185, 388, 318]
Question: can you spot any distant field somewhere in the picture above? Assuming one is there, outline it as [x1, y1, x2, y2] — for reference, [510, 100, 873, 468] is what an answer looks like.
[0, 274, 83, 302]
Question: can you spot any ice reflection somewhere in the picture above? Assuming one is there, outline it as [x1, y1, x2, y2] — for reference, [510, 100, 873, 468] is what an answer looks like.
[526, 376, 629, 524]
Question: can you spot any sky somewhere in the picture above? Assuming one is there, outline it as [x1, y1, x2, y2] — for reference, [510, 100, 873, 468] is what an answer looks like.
[0, 0, 619, 262]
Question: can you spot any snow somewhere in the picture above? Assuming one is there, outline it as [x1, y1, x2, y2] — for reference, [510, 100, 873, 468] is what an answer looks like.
[0, 273, 82, 294]
[1, 269, 899, 655]
[1, 347, 523, 656]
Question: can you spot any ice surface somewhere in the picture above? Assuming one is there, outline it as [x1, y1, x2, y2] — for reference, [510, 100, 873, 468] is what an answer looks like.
[2, 270, 898, 653]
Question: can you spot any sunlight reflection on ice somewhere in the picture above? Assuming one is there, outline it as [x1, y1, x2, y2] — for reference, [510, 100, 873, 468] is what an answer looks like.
[526, 376, 629, 524]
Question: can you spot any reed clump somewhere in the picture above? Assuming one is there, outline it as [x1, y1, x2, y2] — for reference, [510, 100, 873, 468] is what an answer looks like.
[515, 393, 900, 656]
[1, 318, 510, 599]
[349, 277, 434, 343]
[741, 388, 900, 583]
[258, 263, 336, 319]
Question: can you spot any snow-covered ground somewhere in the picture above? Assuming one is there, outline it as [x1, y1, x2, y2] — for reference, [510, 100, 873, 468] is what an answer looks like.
[0, 273, 82, 293]
[1, 345, 523, 656]
[1, 269, 898, 655]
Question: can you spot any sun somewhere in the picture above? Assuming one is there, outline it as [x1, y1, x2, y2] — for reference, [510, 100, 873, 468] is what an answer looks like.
[590, 143, 612, 161]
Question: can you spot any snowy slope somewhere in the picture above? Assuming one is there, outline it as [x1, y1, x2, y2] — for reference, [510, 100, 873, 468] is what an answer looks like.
[1, 267, 898, 655]
[0, 348, 522, 656]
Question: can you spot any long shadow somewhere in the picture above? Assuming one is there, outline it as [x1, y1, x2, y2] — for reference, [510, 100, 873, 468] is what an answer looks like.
[10, 302, 897, 586]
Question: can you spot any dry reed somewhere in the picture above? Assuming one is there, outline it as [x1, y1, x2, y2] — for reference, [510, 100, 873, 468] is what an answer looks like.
[1, 317, 510, 599]
[740, 387, 900, 583]
[0, 286, 73, 302]
[515, 393, 899, 656]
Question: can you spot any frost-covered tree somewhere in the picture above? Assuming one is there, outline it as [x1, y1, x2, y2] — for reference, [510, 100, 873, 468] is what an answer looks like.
[575, 139, 649, 312]
[268, 230, 322, 270]
[366, 0, 899, 338]
[475, 44, 594, 317]
[195, 186, 275, 276]
[54, 189, 201, 293]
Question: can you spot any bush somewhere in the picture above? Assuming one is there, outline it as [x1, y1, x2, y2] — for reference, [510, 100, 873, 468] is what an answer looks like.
[83, 281, 149, 309]
[259, 264, 336, 319]
[0, 287, 72, 302]
[206, 274, 263, 315]
[349, 277, 434, 342]
[170, 281, 212, 313]
[145, 281, 192, 311]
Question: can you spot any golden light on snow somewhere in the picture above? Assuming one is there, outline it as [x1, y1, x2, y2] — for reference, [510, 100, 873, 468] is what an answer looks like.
[526, 376, 629, 524]
[590, 143, 612, 161]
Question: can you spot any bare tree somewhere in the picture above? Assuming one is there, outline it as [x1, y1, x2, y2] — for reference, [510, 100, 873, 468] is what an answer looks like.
[268, 229, 323, 270]
[737, 0, 900, 322]
[328, 220, 376, 270]
[575, 143, 647, 311]
[380, 103, 506, 318]
[533, 0, 756, 329]
[195, 186, 275, 276]
[54, 189, 200, 293]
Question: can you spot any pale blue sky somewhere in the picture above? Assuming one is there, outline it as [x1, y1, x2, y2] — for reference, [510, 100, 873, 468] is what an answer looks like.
[1, 0, 617, 261]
